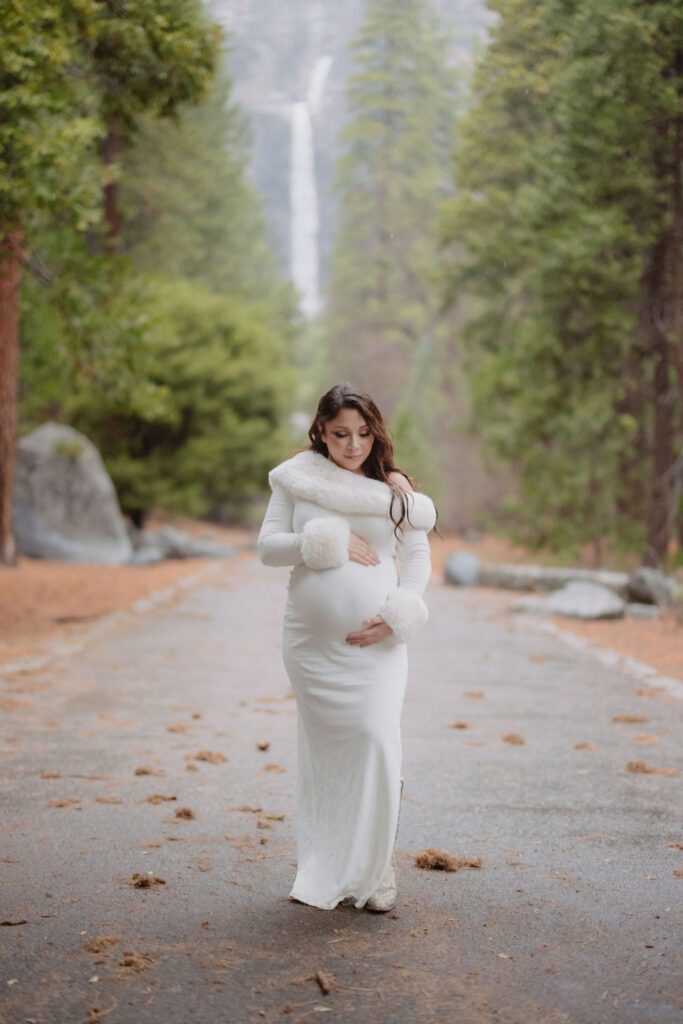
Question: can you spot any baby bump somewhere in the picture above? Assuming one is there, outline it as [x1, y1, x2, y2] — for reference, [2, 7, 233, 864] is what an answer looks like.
[287, 559, 397, 640]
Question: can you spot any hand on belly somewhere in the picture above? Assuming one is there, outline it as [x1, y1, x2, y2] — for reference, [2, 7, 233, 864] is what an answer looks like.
[288, 560, 396, 640]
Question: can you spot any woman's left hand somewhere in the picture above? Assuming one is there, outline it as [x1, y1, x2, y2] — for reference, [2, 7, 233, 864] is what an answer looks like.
[346, 616, 393, 647]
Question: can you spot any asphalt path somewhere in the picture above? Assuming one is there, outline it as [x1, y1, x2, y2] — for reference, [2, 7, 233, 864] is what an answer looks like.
[1, 556, 681, 1024]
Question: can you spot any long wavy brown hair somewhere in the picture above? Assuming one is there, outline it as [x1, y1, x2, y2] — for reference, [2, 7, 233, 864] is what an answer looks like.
[305, 383, 427, 534]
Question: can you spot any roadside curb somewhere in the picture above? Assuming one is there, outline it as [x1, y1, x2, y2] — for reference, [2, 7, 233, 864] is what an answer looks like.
[0, 558, 232, 681]
[522, 614, 683, 699]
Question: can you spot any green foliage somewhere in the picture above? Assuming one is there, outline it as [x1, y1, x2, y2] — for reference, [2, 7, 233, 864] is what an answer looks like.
[0, 0, 102, 233]
[442, 0, 683, 557]
[66, 279, 295, 518]
[16, 4, 298, 523]
[81, 0, 222, 127]
[121, 60, 295, 318]
[323, 0, 460, 490]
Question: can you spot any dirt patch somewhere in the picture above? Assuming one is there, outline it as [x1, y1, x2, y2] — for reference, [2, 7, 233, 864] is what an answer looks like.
[0, 516, 250, 666]
[414, 848, 482, 872]
[174, 807, 195, 820]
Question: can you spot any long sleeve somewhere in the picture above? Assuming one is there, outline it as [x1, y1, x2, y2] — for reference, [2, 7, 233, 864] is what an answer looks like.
[377, 524, 432, 642]
[257, 484, 305, 567]
[258, 483, 351, 570]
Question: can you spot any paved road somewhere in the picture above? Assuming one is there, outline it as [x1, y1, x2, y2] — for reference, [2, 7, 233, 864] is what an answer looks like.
[1, 557, 681, 1024]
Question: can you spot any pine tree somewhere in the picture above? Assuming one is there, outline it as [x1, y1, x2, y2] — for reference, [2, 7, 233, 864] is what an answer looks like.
[324, 0, 458, 460]
[443, 0, 682, 563]
[0, 0, 101, 564]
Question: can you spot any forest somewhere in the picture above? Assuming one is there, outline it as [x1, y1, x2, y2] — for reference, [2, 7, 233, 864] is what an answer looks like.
[1, 0, 681, 570]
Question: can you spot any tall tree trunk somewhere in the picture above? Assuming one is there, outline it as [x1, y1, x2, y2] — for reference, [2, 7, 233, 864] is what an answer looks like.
[104, 117, 122, 255]
[0, 227, 22, 566]
[642, 228, 675, 567]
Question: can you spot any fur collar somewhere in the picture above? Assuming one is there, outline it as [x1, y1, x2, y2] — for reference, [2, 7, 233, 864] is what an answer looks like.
[269, 450, 436, 531]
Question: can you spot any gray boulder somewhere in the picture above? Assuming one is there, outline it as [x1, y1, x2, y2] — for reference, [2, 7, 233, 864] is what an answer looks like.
[625, 602, 660, 620]
[477, 562, 629, 597]
[626, 567, 674, 608]
[139, 526, 235, 560]
[13, 423, 132, 564]
[444, 551, 481, 586]
[510, 581, 626, 620]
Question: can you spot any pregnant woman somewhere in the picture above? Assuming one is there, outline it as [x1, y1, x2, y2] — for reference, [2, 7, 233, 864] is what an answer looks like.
[258, 383, 436, 911]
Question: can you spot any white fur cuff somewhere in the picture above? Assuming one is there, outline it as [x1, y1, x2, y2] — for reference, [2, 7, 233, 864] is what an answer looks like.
[378, 587, 428, 643]
[301, 516, 350, 570]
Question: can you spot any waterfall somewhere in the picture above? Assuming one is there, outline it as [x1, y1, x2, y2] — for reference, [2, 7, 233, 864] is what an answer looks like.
[290, 56, 333, 319]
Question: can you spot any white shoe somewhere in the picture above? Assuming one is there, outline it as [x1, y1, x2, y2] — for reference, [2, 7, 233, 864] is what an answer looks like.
[366, 858, 396, 913]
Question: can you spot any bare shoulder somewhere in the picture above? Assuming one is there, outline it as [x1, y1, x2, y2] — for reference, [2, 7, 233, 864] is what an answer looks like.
[389, 470, 413, 493]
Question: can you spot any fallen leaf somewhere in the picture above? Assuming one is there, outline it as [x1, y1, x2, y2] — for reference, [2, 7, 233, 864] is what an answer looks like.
[143, 794, 177, 805]
[315, 969, 333, 994]
[1, 919, 27, 926]
[127, 873, 165, 889]
[95, 797, 123, 805]
[674, 869, 683, 878]
[47, 798, 80, 808]
[166, 723, 192, 734]
[414, 848, 482, 872]
[40, 771, 61, 779]
[257, 740, 270, 751]
[194, 750, 227, 764]
[232, 805, 263, 813]
[174, 807, 195, 820]
[501, 733, 525, 745]
[627, 761, 679, 777]
[574, 742, 597, 751]
[134, 767, 165, 777]
[463, 691, 484, 699]
[85, 935, 123, 954]
[0, 696, 28, 710]
[447, 721, 470, 730]
[633, 735, 660, 744]
[118, 950, 153, 974]
[263, 764, 285, 773]
[613, 713, 649, 724]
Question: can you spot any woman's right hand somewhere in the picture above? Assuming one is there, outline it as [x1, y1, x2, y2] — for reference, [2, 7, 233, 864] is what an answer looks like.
[348, 532, 380, 567]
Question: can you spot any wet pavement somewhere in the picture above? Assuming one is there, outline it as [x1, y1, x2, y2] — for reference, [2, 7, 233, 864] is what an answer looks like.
[1, 556, 681, 1024]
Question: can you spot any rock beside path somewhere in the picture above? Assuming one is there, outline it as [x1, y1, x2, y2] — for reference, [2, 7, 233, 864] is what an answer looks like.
[510, 581, 626, 620]
[13, 423, 132, 564]
[444, 556, 630, 597]
[130, 525, 236, 562]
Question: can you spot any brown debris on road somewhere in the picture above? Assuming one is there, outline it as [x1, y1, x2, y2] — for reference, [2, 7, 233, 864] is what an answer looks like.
[626, 761, 680, 777]
[414, 848, 482, 872]
[85, 935, 123, 955]
[127, 873, 166, 889]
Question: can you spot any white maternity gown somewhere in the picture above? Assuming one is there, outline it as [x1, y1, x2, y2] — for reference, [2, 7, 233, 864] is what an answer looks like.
[258, 450, 435, 910]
